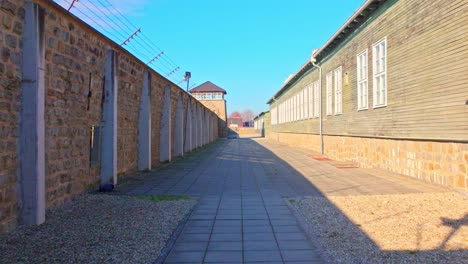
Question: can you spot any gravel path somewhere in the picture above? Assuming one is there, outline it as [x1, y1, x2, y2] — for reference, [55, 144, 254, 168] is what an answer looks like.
[0, 194, 196, 264]
[290, 192, 468, 264]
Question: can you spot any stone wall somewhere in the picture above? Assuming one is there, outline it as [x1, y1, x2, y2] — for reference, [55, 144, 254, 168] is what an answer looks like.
[44, 7, 106, 206]
[0, 0, 222, 233]
[269, 132, 468, 190]
[198, 99, 227, 137]
[0, 0, 24, 233]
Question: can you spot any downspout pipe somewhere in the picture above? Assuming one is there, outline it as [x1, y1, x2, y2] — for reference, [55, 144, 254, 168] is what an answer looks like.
[272, 97, 279, 142]
[311, 60, 324, 155]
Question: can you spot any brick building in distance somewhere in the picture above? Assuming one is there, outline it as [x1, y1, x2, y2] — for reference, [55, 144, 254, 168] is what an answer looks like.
[266, 0, 468, 190]
[190, 81, 228, 137]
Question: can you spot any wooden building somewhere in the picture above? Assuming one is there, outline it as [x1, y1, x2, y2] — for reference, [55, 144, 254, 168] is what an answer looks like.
[266, 0, 468, 190]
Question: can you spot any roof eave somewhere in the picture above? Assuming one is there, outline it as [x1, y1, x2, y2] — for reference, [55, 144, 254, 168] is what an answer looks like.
[267, 0, 385, 105]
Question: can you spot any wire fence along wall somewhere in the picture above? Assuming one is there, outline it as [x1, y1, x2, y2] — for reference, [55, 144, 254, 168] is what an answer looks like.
[53, 0, 197, 89]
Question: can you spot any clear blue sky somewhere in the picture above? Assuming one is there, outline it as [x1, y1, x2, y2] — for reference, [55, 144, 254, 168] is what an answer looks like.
[58, 0, 364, 115]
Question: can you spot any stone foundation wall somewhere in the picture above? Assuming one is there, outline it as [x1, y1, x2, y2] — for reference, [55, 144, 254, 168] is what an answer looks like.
[269, 132, 468, 190]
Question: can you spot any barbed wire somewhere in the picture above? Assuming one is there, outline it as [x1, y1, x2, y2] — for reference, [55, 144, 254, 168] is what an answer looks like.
[55, 0, 192, 87]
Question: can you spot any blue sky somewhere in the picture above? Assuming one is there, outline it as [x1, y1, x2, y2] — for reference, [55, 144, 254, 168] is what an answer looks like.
[57, 0, 364, 115]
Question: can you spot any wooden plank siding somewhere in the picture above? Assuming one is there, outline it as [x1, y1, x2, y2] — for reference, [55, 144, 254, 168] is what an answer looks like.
[270, 0, 468, 142]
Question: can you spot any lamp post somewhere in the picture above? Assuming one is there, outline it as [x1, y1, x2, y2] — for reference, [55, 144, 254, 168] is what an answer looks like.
[184, 71, 191, 92]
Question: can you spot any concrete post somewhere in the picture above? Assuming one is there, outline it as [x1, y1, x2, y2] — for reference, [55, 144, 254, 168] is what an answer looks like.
[160, 85, 171, 162]
[198, 105, 203, 147]
[204, 110, 209, 144]
[192, 103, 198, 149]
[137, 71, 151, 171]
[18, 1, 45, 226]
[207, 113, 212, 143]
[174, 92, 184, 157]
[184, 98, 192, 153]
[100, 47, 118, 186]
[210, 114, 214, 142]
[201, 109, 205, 146]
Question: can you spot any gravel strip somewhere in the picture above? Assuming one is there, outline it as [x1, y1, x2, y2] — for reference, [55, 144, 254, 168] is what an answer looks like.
[0, 194, 196, 264]
[290, 192, 468, 264]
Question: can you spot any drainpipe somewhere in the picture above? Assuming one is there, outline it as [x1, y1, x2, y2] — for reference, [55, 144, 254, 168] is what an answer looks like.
[272, 97, 279, 142]
[312, 60, 324, 155]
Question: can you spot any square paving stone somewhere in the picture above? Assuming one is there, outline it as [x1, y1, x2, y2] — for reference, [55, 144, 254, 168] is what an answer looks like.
[268, 209, 291, 214]
[204, 251, 242, 263]
[190, 214, 216, 220]
[243, 240, 279, 251]
[212, 225, 242, 234]
[276, 232, 308, 241]
[242, 209, 267, 215]
[208, 241, 242, 251]
[277, 240, 315, 250]
[177, 233, 211, 242]
[185, 220, 213, 227]
[243, 225, 273, 233]
[281, 250, 322, 261]
[243, 220, 270, 226]
[165, 251, 205, 263]
[214, 220, 242, 227]
[216, 214, 242, 220]
[265, 205, 289, 211]
[182, 226, 212, 234]
[270, 219, 298, 226]
[242, 207, 266, 212]
[243, 232, 275, 241]
[173, 242, 208, 252]
[268, 214, 296, 220]
[211, 233, 242, 241]
[242, 214, 269, 220]
[192, 209, 217, 215]
[272, 225, 302, 233]
[244, 250, 283, 262]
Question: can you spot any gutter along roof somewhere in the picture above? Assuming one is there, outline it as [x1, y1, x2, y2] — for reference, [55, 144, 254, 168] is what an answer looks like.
[266, 0, 388, 104]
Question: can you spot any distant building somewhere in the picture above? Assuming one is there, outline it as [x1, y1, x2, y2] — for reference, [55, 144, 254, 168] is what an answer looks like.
[190, 81, 228, 137]
[227, 112, 243, 130]
[253, 111, 270, 137]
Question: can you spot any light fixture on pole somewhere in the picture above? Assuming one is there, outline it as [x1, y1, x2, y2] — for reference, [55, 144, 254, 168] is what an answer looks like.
[184, 71, 191, 92]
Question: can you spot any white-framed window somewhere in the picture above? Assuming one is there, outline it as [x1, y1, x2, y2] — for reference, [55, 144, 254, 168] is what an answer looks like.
[299, 91, 303, 120]
[302, 87, 309, 119]
[298, 93, 301, 120]
[295, 94, 299, 121]
[357, 49, 368, 110]
[334, 66, 342, 114]
[314, 80, 320, 117]
[373, 37, 387, 107]
[294, 94, 297, 121]
[326, 72, 333, 115]
[292, 96, 295, 121]
[308, 85, 313, 118]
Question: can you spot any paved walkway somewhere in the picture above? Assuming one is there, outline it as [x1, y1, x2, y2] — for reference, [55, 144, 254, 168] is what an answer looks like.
[118, 137, 446, 264]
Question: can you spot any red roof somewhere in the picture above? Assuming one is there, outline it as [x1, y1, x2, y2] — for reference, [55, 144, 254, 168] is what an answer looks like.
[189, 81, 227, 94]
